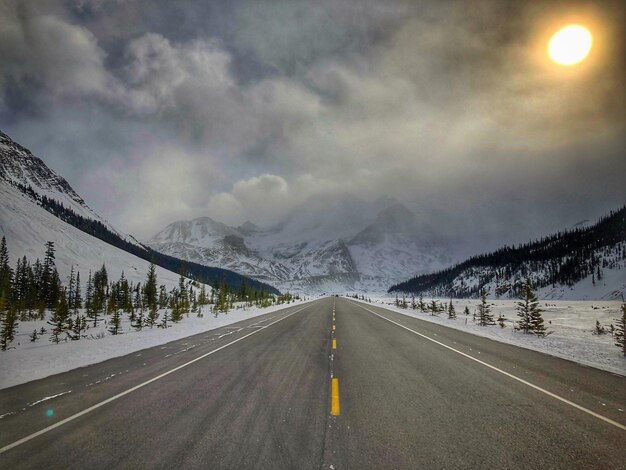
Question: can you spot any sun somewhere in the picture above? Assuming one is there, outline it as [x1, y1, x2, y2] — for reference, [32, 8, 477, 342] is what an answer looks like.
[548, 25, 593, 66]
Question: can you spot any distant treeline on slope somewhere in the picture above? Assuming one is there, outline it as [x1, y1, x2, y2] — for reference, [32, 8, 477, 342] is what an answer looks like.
[389, 206, 626, 298]
[12, 181, 280, 295]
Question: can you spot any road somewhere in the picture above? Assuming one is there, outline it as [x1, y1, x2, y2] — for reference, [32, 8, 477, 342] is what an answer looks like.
[0, 297, 624, 469]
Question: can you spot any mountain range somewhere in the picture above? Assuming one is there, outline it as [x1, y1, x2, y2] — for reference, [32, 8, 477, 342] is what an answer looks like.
[147, 195, 453, 293]
[389, 207, 626, 300]
[2, 129, 623, 299]
[0, 130, 277, 294]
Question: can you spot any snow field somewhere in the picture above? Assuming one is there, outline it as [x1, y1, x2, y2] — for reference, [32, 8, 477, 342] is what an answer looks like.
[353, 296, 626, 376]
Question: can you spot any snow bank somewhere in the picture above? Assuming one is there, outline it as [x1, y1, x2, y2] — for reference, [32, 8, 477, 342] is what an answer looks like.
[354, 296, 626, 376]
[0, 298, 314, 390]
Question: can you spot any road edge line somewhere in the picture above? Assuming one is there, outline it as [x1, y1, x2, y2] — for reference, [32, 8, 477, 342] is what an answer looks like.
[0, 304, 312, 454]
[352, 301, 626, 432]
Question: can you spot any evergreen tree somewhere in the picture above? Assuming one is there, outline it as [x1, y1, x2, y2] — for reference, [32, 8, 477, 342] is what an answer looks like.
[614, 298, 626, 357]
[92, 264, 108, 313]
[178, 274, 190, 315]
[158, 285, 168, 309]
[29, 329, 39, 342]
[0, 236, 12, 308]
[73, 271, 82, 313]
[108, 307, 122, 335]
[430, 300, 439, 316]
[144, 263, 158, 326]
[447, 299, 456, 319]
[160, 309, 171, 329]
[67, 265, 76, 312]
[418, 294, 426, 312]
[133, 309, 144, 331]
[515, 279, 541, 334]
[477, 288, 495, 326]
[41, 241, 60, 309]
[464, 305, 470, 316]
[0, 306, 18, 350]
[497, 313, 506, 328]
[593, 320, 606, 335]
[85, 271, 100, 327]
[48, 288, 69, 343]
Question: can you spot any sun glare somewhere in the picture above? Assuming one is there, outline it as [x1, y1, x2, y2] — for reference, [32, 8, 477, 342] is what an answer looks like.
[548, 25, 592, 66]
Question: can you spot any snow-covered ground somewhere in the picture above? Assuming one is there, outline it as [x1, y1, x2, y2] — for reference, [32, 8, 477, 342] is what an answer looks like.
[0, 183, 188, 289]
[352, 296, 626, 376]
[0, 298, 314, 390]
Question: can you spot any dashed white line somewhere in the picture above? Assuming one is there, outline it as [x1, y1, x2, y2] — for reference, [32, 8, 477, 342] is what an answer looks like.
[0, 303, 311, 455]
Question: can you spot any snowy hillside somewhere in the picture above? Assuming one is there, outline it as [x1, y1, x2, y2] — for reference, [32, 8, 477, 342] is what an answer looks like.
[148, 197, 453, 293]
[390, 207, 626, 300]
[0, 130, 277, 294]
[0, 131, 139, 245]
[0, 182, 183, 289]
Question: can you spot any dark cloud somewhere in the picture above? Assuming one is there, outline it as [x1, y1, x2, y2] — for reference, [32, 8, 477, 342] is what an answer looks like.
[0, 0, 624, 246]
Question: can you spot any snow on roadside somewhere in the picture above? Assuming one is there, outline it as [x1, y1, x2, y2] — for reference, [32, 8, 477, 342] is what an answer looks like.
[0, 298, 315, 390]
[351, 296, 626, 376]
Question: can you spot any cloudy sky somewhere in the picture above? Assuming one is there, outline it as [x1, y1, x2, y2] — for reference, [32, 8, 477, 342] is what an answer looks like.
[1, 0, 624, 248]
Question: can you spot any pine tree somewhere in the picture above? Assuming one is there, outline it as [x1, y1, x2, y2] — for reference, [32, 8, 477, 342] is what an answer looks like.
[418, 294, 426, 312]
[430, 300, 439, 316]
[68, 265, 76, 312]
[497, 313, 506, 328]
[48, 288, 69, 344]
[614, 298, 626, 357]
[464, 305, 470, 316]
[160, 309, 171, 329]
[477, 288, 495, 326]
[447, 299, 456, 319]
[133, 309, 144, 331]
[515, 279, 541, 334]
[0, 236, 12, 308]
[170, 289, 183, 322]
[29, 329, 39, 342]
[85, 271, 100, 327]
[178, 274, 190, 315]
[41, 241, 60, 309]
[108, 307, 122, 335]
[0, 306, 18, 350]
[73, 271, 82, 313]
[593, 320, 606, 335]
[144, 263, 158, 327]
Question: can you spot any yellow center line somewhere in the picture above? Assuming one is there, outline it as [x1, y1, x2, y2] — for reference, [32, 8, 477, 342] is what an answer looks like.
[331, 378, 340, 416]
[332, 325, 336, 331]
[332, 338, 337, 349]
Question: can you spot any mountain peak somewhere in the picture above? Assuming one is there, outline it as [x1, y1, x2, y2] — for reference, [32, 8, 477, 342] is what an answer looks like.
[375, 203, 415, 226]
[238, 220, 260, 233]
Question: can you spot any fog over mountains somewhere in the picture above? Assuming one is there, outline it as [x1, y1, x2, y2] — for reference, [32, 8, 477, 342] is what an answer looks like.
[148, 195, 455, 293]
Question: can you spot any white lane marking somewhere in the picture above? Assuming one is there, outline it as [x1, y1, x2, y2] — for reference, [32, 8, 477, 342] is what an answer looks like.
[352, 301, 626, 432]
[0, 304, 312, 454]
[27, 391, 72, 407]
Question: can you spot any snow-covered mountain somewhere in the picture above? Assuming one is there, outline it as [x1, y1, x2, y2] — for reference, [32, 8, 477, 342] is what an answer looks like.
[0, 131, 138, 245]
[389, 206, 626, 300]
[0, 131, 277, 293]
[148, 197, 453, 293]
[0, 131, 176, 287]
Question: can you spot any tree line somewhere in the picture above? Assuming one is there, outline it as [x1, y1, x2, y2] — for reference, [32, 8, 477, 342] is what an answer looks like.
[10, 179, 279, 295]
[0, 237, 295, 350]
[389, 206, 626, 299]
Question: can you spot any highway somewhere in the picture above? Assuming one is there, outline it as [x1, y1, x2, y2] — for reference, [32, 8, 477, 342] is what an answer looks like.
[0, 297, 624, 469]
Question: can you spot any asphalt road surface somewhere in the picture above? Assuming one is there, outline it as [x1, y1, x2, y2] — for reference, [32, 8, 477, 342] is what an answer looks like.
[1, 297, 624, 469]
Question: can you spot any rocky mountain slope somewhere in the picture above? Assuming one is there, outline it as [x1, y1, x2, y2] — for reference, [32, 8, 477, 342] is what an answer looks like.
[0, 131, 277, 293]
[389, 206, 626, 300]
[148, 196, 453, 293]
